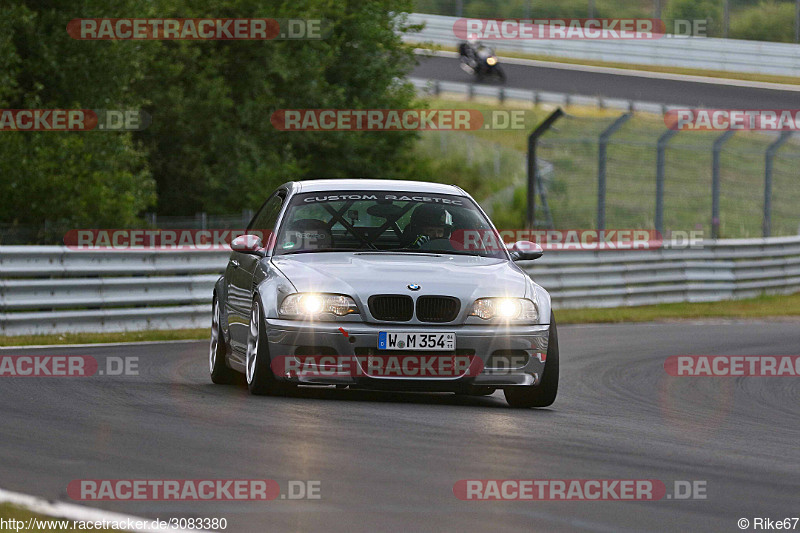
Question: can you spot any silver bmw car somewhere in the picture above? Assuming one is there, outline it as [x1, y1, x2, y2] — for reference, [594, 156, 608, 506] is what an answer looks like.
[209, 179, 558, 408]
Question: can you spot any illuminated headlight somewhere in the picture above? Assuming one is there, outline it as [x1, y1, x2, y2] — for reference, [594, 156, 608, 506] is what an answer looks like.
[486, 56, 498, 66]
[279, 293, 359, 318]
[469, 298, 538, 322]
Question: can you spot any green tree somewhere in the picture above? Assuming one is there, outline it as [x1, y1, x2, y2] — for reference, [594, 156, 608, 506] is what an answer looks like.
[0, 1, 156, 231]
[135, 0, 423, 215]
[730, 0, 796, 42]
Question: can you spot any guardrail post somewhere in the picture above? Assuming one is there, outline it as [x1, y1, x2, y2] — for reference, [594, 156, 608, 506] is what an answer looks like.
[597, 113, 632, 230]
[655, 128, 679, 235]
[763, 131, 793, 237]
[527, 108, 564, 229]
[467, 84, 474, 100]
[711, 130, 735, 239]
[498, 87, 505, 104]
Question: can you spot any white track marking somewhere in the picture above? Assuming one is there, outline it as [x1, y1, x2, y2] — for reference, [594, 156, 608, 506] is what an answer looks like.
[0, 487, 213, 532]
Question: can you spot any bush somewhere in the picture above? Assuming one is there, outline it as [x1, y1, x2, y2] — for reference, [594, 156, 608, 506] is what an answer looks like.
[664, 0, 723, 36]
[730, 0, 796, 42]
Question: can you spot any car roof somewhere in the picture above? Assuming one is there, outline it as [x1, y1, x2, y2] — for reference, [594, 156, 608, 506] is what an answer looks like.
[290, 179, 465, 196]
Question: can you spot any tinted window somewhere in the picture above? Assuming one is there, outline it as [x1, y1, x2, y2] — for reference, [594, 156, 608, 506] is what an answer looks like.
[248, 192, 285, 239]
[274, 191, 505, 258]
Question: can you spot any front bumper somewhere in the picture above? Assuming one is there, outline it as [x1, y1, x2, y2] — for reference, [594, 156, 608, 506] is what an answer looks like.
[264, 319, 550, 391]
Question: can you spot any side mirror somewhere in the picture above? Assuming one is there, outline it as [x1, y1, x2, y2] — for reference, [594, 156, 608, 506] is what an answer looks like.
[508, 241, 543, 261]
[231, 234, 265, 256]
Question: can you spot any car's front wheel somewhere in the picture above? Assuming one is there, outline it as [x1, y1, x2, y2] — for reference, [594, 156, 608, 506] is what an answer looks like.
[245, 297, 295, 396]
[209, 297, 236, 384]
[504, 311, 559, 408]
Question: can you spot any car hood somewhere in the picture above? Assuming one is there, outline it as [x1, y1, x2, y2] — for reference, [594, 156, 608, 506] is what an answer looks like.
[271, 252, 529, 301]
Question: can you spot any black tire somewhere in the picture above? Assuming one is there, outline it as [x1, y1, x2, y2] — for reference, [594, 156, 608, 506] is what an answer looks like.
[504, 311, 559, 408]
[493, 65, 506, 83]
[209, 296, 236, 384]
[245, 297, 295, 396]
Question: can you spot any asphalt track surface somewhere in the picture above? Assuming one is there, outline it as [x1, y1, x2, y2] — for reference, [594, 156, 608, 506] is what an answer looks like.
[2, 320, 798, 532]
[412, 55, 800, 109]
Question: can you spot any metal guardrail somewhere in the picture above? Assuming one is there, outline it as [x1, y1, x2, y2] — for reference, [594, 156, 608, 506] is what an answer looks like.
[2, 238, 800, 335]
[526, 237, 800, 307]
[409, 76, 679, 114]
[406, 13, 800, 77]
[0, 247, 228, 336]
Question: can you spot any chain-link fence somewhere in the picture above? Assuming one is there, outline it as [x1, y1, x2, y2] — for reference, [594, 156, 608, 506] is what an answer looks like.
[414, 129, 527, 215]
[527, 111, 800, 238]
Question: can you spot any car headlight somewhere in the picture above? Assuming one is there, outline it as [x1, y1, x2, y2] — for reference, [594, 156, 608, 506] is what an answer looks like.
[469, 298, 538, 322]
[486, 56, 498, 66]
[279, 293, 359, 318]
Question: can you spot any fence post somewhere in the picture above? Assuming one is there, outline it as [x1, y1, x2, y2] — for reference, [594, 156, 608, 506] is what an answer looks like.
[796, 0, 800, 43]
[527, 108, 565, 229]
[711, 130, 735, 239]
[723, 0, 730, 38]
[655, 128, 679, 235]
[764, 131, 793, 237]
[597, 113, 632, 230]
[242, 209, 254, 227]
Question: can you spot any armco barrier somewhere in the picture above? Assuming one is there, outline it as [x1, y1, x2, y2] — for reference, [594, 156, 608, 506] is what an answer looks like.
[409, 75, 678, 114]
[1, 237, 800, 336]
[0, 247, 229, 336]
[406, 13, 800, 77]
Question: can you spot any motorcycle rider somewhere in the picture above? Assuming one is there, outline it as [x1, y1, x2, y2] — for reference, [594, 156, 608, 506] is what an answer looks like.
[459, 38, 480, 64]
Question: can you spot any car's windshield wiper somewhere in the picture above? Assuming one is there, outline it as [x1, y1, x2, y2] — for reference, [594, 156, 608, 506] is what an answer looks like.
[390, 248, 497, 257]
[280, 248, 367, 255]
[354, 249, 441, 256]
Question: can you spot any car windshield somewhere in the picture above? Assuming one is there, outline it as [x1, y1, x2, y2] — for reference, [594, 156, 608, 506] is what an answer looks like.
[270, 190, 506, 259]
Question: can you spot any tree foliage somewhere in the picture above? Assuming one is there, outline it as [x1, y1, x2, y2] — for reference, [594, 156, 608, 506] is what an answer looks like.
[0, 0, 422, 228]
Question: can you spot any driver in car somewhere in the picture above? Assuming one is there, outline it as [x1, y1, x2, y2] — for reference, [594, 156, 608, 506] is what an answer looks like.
[404, 204, 454, 249]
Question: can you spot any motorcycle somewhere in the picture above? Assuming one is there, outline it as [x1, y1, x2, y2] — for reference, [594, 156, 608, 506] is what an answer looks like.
[459, 41, 506, 83]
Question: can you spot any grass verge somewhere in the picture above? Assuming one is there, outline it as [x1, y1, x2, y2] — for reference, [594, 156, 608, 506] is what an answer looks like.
[558, 292, 800, 324]
[0, 328, 208, 347]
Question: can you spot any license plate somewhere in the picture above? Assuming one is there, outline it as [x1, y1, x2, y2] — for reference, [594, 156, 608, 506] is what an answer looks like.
[378, 332, 455, 351]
